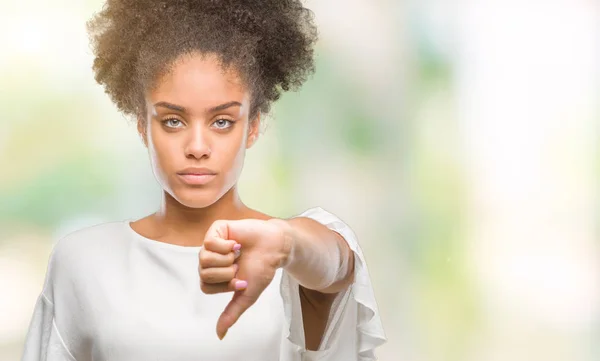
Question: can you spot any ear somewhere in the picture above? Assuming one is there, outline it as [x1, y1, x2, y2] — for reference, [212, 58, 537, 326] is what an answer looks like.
[136, 115, 148, 148]
[246, 112, 261, 149]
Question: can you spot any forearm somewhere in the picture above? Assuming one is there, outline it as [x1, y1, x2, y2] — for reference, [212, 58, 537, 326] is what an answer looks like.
[272, 217, 355, 293]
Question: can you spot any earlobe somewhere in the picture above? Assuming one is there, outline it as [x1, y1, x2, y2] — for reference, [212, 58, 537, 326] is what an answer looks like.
[247, 134, 257, 149]
[246, 132, 257, 149]
[246, 113, 261, 149]
[136, 117, 148, 148]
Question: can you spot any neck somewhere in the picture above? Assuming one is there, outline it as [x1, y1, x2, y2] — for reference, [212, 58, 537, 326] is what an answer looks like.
[150, 185, 250, 247]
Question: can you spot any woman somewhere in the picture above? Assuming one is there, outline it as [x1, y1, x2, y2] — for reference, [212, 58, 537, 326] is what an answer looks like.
[21, 1, 386, 360]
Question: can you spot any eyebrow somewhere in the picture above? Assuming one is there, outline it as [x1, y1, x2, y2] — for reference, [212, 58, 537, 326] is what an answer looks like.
[154, 101, 242, 114]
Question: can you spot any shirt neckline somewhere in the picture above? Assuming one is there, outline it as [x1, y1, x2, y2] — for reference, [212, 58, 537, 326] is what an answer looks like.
[123, 219, 203, 253]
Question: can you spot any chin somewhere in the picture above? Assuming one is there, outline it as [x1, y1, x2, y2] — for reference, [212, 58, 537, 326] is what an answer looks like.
[170, 187, 221, 209]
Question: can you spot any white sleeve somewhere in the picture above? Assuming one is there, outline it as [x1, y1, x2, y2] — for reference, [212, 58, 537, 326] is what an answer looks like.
[279, 207, 387, 361]
[21, 294, 77, 361]
[21, 237, 77, 361]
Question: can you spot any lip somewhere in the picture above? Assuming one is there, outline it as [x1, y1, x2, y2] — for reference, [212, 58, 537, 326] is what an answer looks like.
[177, 167, 217, 176]
[177, 167, 217, 185]
[177, 174, 216, 185]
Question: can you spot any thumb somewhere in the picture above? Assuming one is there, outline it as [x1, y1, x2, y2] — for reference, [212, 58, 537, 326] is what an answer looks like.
[216, 290, 257, 339]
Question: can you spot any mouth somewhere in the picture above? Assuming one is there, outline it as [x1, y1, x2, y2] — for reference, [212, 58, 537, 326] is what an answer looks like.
[176, 167, 218, 186]
[177, 173, 217, 186]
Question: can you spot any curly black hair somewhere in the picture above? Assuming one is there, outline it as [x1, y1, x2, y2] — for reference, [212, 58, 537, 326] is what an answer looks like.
[86, 0, 318, 122]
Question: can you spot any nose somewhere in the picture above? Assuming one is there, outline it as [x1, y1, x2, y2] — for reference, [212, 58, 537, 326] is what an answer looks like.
[184, 124, 211, 160]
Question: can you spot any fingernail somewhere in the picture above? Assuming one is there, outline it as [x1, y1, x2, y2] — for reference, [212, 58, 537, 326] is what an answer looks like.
[235, 280, 248, 290]
[219, 329, 228, 340]
[233, 243, 241, 251]
[234, 249, 241, 259]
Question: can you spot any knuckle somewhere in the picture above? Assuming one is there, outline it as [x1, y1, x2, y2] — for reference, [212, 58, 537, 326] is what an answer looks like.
[220, 311, 235, 326]
[199, 269, 212, 282]
[228, 267, 237, 278]
[213, 220, 227, 234]
[200, 282, 213, 294]
[199, 251, 212, 267]
[204, 237, 215, 249]
[198, 250, 207, 262]
[240, 294, 258, 307]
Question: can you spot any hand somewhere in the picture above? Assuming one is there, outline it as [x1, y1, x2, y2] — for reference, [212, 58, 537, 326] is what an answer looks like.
[199, 218, 292, 339]
[198, 236, 244, 294]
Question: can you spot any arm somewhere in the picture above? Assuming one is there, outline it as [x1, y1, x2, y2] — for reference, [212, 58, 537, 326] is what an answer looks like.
[270, 217, 355, 350]
[201, 216, 355, 345]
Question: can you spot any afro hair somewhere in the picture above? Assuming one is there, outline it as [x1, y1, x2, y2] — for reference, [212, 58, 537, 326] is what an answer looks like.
[87, 0, 319, 121]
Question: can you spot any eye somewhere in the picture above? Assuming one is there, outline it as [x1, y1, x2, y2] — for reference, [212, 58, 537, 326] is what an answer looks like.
[212, 119, 234, 129]
[162, 118, 183, 128]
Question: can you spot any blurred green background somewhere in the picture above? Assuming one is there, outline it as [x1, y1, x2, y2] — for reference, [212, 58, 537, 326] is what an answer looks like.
[1, 1, 598, 360]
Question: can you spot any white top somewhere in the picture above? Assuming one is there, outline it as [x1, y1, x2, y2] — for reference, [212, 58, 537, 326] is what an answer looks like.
[21, 207, 386, 361]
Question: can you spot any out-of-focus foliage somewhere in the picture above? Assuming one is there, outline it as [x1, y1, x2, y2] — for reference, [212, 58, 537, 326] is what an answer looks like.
[1, 1, 597, 361]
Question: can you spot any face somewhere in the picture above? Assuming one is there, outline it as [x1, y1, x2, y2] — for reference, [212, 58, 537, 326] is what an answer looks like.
[137, 52, 260, 209]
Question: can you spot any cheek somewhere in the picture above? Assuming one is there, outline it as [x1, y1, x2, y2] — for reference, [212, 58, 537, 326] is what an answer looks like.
[216, 131, 248, 183]
[229, 145, 246, 177]
[147, 127, 178, 180]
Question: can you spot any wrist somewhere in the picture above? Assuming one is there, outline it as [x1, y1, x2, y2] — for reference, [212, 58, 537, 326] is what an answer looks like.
[267, 218, 296, 269]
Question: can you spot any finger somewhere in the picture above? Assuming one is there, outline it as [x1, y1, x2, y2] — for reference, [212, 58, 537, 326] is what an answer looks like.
[200, 264, 239, 284]
[204, 219, 230, 239]
[203, 236, 240, 255]
[216, 291, 257, 339]
[199, 250, 236, 268]
[200, 278, 248, 295]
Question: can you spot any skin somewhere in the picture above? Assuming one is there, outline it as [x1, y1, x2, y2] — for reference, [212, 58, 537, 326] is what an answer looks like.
[129, 52, 354, 351]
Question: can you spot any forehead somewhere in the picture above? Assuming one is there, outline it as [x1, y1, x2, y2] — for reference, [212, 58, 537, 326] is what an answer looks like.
[148, 53, 249, 108]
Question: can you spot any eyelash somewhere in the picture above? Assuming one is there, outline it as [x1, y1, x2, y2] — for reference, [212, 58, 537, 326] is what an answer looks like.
[162, 118, 183, 128]
[161, 118, 235, 129]
[212, 119, 234, 129]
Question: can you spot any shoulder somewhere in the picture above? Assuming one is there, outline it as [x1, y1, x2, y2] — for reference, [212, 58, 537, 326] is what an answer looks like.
[48, 221, 126, 277]
[42, 220, 127, 301]
[52, 220, 127, 259]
